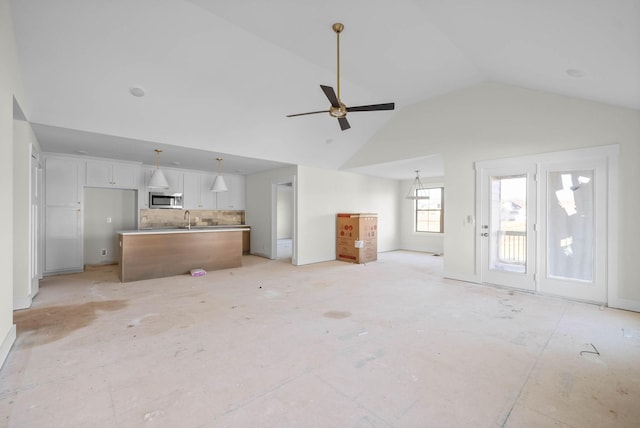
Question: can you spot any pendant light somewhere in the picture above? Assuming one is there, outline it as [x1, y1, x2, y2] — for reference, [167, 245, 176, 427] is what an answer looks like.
[405, 170, 430, 200]
[148, 149, 169, 189]
[210, 157, 228, 192]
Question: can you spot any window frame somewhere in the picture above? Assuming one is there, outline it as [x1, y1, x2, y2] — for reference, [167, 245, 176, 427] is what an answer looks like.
[415, 186, 444, 233]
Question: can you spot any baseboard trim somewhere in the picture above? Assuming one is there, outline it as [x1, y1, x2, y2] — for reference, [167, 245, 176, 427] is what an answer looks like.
[608, 297, 640, 313]
[14, 295, 32, 311]
[0, 324, 16, 370]
[444, 271, 480, 284]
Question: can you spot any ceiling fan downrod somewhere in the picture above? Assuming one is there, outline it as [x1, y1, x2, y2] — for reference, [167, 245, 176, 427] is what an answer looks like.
[333, 22, 344, 102]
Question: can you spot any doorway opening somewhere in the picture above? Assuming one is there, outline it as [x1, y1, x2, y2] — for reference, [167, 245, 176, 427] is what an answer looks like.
[276, 183, 294, 261]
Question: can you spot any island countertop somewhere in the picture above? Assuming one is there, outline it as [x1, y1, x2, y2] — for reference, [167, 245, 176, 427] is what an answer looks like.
[118, 225, 250, 236]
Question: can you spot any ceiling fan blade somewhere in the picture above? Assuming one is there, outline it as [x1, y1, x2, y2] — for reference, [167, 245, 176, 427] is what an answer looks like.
[347, 102, 395, 112]
[338, 117, 350, 131]
[286, 110, 330, 117]
[320, 85, 341, 108]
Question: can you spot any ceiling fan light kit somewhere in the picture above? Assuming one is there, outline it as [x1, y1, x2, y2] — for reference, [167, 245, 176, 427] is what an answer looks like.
[287, 22, 395, 131]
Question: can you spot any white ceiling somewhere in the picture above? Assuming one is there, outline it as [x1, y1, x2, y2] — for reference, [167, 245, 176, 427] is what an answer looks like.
[10, 0, 640, 180]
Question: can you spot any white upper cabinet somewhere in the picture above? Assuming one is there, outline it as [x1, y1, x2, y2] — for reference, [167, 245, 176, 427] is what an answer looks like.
[162, 169, 183, 195]
[216, 174, 246, 210]
[46, 156, 84, 205]
[183, 172, 215, 209]
[142, 167, 183, 195]
[139, 167, 184, 210]
[138, 166, 154, 208]
[85, 160, 138, 189]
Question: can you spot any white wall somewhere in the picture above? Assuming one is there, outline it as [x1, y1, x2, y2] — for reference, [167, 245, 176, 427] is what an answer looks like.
[400, 176, 444, 254]
[1, 0, 26, 368]
[13, 120, 41, 309]
[344, 82, 640, 307]
[84, 188, 137, 265]
[296, 166, 400, 265]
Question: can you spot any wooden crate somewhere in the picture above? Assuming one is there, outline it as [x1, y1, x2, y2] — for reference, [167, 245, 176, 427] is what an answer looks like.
[336, 213, 378, 264]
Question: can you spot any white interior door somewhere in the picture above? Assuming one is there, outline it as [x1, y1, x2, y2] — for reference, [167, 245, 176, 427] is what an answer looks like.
[480, 165, 536, 291]
[538, 158, 608, 303]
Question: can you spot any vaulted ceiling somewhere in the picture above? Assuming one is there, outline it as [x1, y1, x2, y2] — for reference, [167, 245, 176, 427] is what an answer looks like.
[10, 0, 640, 179]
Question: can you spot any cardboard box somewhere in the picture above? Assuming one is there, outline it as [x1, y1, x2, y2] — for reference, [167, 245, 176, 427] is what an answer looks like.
[336, 213, 378, 263]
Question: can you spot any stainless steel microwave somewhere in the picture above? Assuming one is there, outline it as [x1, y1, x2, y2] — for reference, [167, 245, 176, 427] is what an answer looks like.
[149, 192, 183, 209]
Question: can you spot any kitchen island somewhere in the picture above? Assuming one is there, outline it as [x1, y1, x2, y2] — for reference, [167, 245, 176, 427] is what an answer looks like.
[118, 226, 249, 283]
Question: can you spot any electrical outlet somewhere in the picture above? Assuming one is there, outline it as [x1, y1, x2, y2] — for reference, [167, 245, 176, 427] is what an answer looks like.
[106, 217, 112, 223]
[100, 249, 107, 256]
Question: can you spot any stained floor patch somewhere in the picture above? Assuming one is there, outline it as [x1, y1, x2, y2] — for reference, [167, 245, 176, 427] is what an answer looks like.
[14, 300, 127, 348]
[323, 310, 352, 319]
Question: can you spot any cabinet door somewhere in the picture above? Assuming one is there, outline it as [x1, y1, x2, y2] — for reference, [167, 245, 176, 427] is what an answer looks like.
[46, 157, 83, 205]
[164, 169, 183, 195]
[85, 161, 112, 187]
[45, 206, 83, 272]
[215, 176, 232, 210]
[139, 167, 154, 208]
[142, 168, 183, 195]
[44, 157, 84, 274]
[217, 175, 246, 210]
[86, 161, 138, 188]
[182, 172, 200, 209]
[111, 163, 137, 188]
[199, 174, 216, 209]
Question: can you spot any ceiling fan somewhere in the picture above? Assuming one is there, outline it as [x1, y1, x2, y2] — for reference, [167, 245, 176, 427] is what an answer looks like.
[287, 23, 395, 131]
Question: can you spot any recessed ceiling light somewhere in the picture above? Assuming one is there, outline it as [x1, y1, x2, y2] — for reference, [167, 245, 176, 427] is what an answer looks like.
[76, 150, 88, 155]
[566, 69, 585, 78]
[130, 86, 146, 97]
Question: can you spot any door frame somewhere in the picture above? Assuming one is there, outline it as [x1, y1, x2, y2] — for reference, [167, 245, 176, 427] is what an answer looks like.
[474, 145, 619, 305]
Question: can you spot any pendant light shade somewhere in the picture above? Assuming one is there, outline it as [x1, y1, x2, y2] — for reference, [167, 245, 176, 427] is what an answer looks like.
[148, 149, 169, 189]
[210, 157, 228, 192]
[405, 170, 430, 200]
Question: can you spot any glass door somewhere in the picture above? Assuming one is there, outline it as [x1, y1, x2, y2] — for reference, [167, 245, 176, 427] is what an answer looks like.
[538, 158, 607, 303]
[480, 165, 536, 291]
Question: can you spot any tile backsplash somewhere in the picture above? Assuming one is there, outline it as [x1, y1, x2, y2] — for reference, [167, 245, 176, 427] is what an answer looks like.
[139, 209, 245, 229]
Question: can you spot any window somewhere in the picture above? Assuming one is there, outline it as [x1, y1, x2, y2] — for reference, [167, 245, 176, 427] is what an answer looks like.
[415, 187, 444, 233]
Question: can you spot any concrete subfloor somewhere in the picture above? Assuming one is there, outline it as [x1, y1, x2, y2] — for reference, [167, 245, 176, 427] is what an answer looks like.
[1, 251, 639, 427]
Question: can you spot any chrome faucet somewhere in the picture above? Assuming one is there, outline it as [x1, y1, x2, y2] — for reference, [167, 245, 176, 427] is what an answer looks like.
[184, 210, 191, 230]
